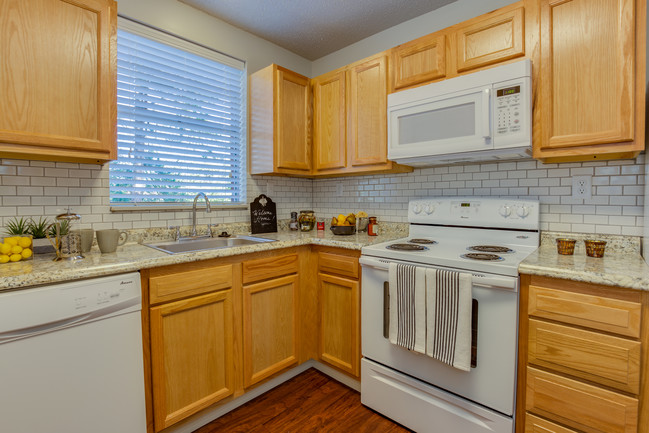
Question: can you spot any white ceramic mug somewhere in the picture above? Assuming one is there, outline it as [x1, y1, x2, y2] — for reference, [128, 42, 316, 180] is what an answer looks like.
[96, 229, 128, 254]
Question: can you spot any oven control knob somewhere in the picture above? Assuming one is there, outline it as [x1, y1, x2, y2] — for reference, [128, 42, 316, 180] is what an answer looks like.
[516, 205, 530, 218]
[499, 205, 512, 217]
[424, 204, 435, 214]
[412, 204, 422, 214]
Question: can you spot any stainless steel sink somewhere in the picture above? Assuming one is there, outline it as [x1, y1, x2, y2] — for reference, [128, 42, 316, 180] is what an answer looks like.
[144, 235, 276, 254]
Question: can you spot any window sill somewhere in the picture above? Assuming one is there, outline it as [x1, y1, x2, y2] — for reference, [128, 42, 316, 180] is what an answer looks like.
[110, 204, 248, 213]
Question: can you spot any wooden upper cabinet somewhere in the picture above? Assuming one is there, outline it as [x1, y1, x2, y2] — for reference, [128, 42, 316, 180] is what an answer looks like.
[391, 33, 447, 91]
[0, 0, 117, 163]
[534, 0, 645, 162]
[312, 70, 347, 171]
[453, 6, 525, 73]
[249, 64, 312, 176]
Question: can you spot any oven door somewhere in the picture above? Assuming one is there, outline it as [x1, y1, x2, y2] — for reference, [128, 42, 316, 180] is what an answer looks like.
[360, 255, 519, 416]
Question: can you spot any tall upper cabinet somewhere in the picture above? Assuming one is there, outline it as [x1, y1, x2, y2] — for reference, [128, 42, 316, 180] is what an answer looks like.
[249, 64, 312, 176]
[533, 0, 646, 162]
[0, 0, 117, 163]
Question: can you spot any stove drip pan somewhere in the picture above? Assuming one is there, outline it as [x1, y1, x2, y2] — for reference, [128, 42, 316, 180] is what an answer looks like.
[468, 245, 513, 253]
[386, 243, 428, 251]
[461, 253, 504, 261]
[408, 238, 438, 245]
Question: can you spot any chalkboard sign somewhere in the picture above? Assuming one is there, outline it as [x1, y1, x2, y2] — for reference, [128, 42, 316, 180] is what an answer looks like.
[250, 194, 277, 234]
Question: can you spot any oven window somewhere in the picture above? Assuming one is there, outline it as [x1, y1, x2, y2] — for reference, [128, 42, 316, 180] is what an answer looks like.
[383, 282, 478, 368]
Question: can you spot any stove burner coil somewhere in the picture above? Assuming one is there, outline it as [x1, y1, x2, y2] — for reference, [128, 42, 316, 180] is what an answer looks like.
[461, 253, 504, 261]
[408, 238, 438, 245]
[386, 243, 428, 251]
[468, 245, 513, 253]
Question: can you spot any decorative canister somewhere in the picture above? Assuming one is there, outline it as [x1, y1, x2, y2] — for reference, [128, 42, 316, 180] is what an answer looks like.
[556, 238, 576, 255]
[584, 239, 607, 258]
[298, 210, 316, 232]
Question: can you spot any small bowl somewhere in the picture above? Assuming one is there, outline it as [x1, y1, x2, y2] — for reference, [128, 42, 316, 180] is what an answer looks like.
[330, 225, 356, 236]
[556, 238, 576, 255]
[584, 239, 607, 258]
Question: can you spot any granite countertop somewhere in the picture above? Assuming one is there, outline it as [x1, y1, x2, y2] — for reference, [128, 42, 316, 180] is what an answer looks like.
[519, 232, 649, 291]
[0, 229, 404, 292]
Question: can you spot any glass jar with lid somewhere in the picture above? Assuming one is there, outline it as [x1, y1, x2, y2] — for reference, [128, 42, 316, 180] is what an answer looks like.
[298, 210, 316, 231]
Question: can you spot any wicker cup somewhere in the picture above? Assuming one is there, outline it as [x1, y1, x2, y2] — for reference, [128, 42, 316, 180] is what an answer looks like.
[584, 239, 607, 258]
[556, 238, 576, 255]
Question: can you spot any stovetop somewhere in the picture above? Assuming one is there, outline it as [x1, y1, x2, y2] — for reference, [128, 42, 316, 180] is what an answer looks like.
[361, 197, 540, 277]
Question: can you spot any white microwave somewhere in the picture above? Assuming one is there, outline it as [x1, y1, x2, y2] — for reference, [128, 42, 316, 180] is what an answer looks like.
[387, 59, 532, 167]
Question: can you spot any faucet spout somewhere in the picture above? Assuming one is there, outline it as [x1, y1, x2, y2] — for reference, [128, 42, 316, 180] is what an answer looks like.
[191, 192, 211, 237]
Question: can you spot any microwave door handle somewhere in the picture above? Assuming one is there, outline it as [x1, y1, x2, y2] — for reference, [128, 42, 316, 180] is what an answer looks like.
[482, 88, 491, 140]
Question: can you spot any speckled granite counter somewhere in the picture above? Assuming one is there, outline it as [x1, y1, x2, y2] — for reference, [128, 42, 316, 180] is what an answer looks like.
[519, 232, 649, 291]
[0, 229, 406, 292]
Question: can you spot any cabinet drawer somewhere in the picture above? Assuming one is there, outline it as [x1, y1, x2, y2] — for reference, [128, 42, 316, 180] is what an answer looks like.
[528, 284, 641, 338]
[526, 367, 638, 433]
[525, 414, 579, 433]
[528, 319, 640, 394]
[149, 264, 233, 304]
[242, 253, 299, 285]
[318, 252, 359, 279]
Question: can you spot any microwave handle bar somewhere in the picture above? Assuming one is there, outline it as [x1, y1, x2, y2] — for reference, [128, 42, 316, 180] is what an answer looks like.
[482, 88, 491, 140]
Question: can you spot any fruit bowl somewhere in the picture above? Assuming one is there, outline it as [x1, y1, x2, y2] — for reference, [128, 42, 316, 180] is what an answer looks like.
[0, 235, 34, 263]
[330, 225, 356, 236]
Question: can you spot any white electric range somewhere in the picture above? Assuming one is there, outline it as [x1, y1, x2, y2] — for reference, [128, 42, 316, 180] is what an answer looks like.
[360, 197, 539, 433]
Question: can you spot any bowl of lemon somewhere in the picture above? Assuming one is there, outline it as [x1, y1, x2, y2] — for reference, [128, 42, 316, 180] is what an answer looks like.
[0, 235, 33, 263]
[330, 213, 357, 235]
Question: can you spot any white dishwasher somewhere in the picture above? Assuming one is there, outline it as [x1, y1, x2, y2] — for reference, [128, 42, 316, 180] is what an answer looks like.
[0, 272, 147, 433]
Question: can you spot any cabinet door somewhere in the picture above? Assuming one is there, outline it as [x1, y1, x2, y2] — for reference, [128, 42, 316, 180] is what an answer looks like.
[150, 290, 235, 431]
[276, 67, 311, 172]
[454, 7, 524, 73]
[535, 0, 641, 160]
[391, 33, 446, 91]
[347, 54, 390, 169]
[243, 274, 299, 387]
[0, 0, 116, 163]
[319, 273, 360, 377]
[313, 70, 347, 171]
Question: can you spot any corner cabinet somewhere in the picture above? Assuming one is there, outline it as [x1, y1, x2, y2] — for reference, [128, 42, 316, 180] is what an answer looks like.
[249, 64, 312, 176]
[312, 52, 412, 176]
[533, 0, 646, 162]
[0, 0, 117, 163]
[517, 275, 648, 433]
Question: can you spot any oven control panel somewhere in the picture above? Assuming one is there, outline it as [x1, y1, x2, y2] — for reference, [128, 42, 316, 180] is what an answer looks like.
[408, 197, 539, 231]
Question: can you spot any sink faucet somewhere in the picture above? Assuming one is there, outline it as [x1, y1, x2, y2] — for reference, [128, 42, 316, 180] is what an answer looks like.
[191, 192, 211, 237]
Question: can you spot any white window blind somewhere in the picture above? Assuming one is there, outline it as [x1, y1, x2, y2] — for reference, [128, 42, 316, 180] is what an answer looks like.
[110, 20, 246, 206]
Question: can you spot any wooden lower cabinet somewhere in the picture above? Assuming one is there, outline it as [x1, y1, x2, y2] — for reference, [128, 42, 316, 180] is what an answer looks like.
[150, 290, 235, 431]
[243, 273, 300, 387]
[518, 275, 646, 433]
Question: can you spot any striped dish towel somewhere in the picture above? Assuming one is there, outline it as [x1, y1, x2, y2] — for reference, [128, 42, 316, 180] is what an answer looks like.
[388, 263, 426, 354]
[425, 268, 472, 371]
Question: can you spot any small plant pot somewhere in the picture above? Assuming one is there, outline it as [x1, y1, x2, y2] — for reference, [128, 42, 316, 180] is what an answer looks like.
[32, 237, 56, 254]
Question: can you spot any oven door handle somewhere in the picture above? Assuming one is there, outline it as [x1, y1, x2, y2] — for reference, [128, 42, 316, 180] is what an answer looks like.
[360, 255, 518, 291]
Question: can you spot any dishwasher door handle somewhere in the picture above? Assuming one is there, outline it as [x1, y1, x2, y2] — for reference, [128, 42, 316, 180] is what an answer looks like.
[0, 312, 92, 344]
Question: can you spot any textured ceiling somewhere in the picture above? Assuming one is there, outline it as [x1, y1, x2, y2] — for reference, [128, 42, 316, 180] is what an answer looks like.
[178, 0, 458, 60]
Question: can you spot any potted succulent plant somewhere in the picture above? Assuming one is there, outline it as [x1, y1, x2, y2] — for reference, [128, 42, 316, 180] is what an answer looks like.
[1, 217, 34, 263]
[28, 217, 55, 254]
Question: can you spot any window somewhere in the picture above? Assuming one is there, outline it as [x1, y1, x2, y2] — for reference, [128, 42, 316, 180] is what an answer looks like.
[110, 19, 246, 206]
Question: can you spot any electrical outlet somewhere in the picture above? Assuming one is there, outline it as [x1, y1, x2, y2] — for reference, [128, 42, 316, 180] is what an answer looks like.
[572, 175, 592, 200]
[336, 182, 343, 196]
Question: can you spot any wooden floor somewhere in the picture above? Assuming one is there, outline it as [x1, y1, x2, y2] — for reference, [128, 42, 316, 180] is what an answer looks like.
[194, 368, 411, 433]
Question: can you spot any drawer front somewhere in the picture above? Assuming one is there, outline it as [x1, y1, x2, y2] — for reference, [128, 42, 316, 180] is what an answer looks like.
[318, 252, 359, 279]
[528, 319, 641, 394]
[528, 284, 641, 338]
[150, 264, 233, 304]
[526, 367, 638, 433]
[525, 414, 579, 433]
[242, 253, 299, 285]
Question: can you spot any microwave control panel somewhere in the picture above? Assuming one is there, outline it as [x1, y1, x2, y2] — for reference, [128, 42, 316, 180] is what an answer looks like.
[495, 85, 523, 136]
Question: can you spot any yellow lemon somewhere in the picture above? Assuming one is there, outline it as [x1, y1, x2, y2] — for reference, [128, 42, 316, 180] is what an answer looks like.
[10, 245, 23, 254]
[18, 237, 32, 248]
[9, 254, 22, 262]
[5, 237, 18, 246]
[21, 248, 32, 259]
[0, 243, 11, 255]
[0, 255, 9, 263]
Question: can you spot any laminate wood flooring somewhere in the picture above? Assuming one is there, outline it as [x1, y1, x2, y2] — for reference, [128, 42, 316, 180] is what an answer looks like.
[194, 368, 411, 433]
